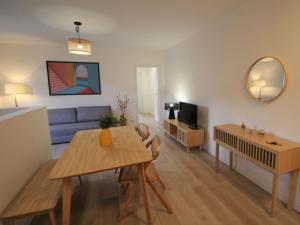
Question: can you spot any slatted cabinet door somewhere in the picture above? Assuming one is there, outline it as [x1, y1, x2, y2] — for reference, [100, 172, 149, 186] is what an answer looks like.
[164, 120, 170, 133]
[177, 128, 187, 145]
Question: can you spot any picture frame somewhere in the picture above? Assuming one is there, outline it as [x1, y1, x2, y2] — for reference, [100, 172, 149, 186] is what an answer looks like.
[46, 61, 101, 96]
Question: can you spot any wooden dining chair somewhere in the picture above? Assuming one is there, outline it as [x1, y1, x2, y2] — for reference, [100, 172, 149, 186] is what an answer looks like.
[119, 136, 166, 192]
[115, 123, 151, 175]
[143, 138, 166, 190]
[136, 123, 150, 142]
[119, 135, 172, 221]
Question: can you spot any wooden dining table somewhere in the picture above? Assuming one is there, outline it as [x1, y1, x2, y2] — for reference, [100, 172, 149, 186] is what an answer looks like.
[48, 126, 153, 225]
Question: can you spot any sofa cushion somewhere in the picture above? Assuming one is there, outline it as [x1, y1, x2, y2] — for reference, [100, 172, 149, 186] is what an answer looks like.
[49, 121, 99, 137]
[48, 108, 77, 125]
[77, 106, 112, 122]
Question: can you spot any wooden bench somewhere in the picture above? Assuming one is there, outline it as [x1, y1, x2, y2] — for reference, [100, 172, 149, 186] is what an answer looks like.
[0, 160, 62, 225]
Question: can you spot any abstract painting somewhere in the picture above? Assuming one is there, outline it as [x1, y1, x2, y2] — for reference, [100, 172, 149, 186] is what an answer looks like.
[46, 61, 101, 95]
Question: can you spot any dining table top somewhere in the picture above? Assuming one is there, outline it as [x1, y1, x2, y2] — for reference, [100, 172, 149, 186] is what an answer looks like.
[48, 126, 153, 180]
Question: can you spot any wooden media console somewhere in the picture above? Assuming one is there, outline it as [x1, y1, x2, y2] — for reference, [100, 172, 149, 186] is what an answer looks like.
[164, 119, 204, 152]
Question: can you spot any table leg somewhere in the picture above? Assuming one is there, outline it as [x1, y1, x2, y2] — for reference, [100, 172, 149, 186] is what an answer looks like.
[62, 177, 72, 225]
[138, 164, 152, 225]
[215, 143, 220, 173]
[271, 174, 279, 217]
[49, 209, 57, 225]
[287, 169, 299, 210]
[229, 152, 233, 170]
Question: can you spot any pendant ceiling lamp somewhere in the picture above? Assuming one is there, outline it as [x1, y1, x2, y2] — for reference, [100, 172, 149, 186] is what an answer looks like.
[68, 21, 91, 55]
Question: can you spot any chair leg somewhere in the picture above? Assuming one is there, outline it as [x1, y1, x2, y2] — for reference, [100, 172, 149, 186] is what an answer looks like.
[146, 176, 172, 213]
[138, 164, 152, 225]
[122, 183, 130, 195]
[119, 167, 133, 184]
[121, 167, 134, 194]
[118, 168, 124, 182]
[154, 168, 166, 190]
[78, 176, 83, 185]
[49, 209, 57, 225]
[119, 184, 137, 222]
[6, 218, 14, 225]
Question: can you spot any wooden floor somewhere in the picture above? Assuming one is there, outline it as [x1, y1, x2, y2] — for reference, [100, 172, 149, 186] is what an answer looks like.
[31, 117, 300, 225]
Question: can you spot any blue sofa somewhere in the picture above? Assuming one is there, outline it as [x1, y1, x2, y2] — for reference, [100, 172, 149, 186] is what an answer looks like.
[48, 106, 111, 144]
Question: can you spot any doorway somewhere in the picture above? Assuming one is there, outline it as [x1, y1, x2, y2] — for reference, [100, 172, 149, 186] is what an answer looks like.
[136, 67, 159, 123]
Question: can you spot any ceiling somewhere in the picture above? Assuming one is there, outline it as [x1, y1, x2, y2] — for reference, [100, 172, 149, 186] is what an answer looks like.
[0, 0, 246, 50]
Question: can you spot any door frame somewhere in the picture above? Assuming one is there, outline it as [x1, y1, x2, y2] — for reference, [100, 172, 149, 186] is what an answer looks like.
[135, 65, 161, 122]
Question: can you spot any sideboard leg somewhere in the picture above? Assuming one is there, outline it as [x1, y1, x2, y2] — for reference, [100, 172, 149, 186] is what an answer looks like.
[271, 174, 280, 217]
[229, 152, 233, 170]
[287, 169, 299, 210]
[215, 143, 219, 173]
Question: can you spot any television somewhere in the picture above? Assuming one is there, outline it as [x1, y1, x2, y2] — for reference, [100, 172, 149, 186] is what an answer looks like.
[178, 102, 198, 127]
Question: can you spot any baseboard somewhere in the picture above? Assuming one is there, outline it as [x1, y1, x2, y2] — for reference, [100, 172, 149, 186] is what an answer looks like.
[207, 150, 300, 212]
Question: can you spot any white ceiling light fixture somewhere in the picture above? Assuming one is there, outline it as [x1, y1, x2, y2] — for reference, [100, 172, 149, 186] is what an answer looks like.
[68, 21, 91, 55]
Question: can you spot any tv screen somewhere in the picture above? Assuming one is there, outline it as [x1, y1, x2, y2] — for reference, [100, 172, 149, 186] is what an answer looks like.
[178, 102, 198, 126]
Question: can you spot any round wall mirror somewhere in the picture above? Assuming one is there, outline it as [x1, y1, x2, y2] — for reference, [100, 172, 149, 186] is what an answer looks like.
[246, 57, 286, 102]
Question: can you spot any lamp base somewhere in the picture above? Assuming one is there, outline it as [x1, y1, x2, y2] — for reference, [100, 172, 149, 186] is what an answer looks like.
[168, 108, 175, 119]
[14, 94, 18, 107]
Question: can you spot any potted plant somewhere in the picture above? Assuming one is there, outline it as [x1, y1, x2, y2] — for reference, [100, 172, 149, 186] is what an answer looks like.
[98, 113, 118, 147]
[116, 94, 132, 126]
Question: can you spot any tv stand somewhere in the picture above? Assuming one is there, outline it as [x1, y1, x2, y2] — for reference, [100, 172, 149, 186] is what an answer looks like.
[189, 124, 198, 130]
[164, 119, 204, 152]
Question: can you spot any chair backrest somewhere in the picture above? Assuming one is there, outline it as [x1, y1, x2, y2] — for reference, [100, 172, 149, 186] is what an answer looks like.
[149, 135, 161, 160]
[137, 123, 150, 141]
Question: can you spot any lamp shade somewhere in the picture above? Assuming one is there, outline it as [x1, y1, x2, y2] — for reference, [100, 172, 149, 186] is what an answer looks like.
[68, 38, 91, 55]
[253, 80, 266, 88]
[249, 87, 260, 98]
[5, 83, 32, 95]
[165, 102, 179, 110]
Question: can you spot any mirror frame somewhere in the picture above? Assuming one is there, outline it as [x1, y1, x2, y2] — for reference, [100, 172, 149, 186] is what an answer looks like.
[246, 56, 287, 102]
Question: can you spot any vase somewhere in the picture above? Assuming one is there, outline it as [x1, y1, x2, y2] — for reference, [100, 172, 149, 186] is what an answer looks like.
[119, 115, 127, 126]
[100, 128, 112, 147]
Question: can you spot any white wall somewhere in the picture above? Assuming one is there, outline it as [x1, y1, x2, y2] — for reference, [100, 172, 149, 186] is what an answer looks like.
[0, 108, 24, 116]
[0, 107, 52, 225]
[136, 71, 143, 113]
[0, 44, 165, 122]
[165, 0, 300, 211]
